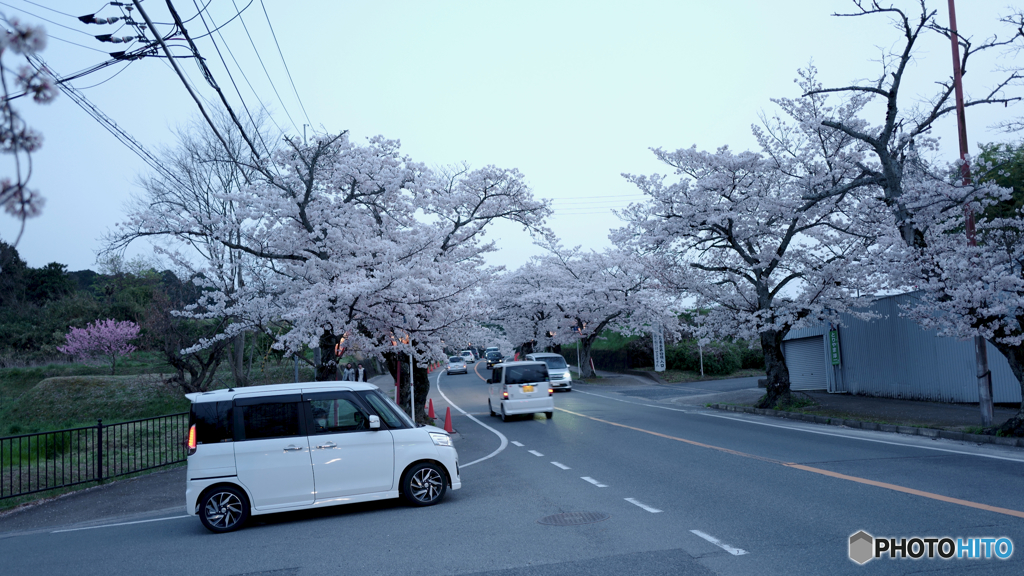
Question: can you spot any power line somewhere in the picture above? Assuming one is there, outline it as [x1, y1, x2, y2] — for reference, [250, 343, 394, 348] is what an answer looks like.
[45, 33, 110, 54]
[190, 0, 273, 156]
[0, 1, 94, 36]
[228, 0, 299, 133]
[191, 0, 251, 40]
[258, 0, 310, 126]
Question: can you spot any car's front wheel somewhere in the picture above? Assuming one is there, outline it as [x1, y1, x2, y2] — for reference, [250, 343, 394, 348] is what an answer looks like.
[402, 462, 447, 506]
[199, 485, 249, 533]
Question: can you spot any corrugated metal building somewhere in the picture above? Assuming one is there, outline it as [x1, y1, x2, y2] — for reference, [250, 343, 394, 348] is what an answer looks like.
[782, 292, 1022, 403]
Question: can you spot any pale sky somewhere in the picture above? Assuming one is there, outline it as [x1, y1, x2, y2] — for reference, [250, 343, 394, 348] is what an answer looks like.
[3, 0, 1020, 272]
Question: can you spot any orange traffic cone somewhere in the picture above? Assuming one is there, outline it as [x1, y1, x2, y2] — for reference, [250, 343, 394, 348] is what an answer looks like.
[444, 407, 453, 433]
[428, 398, 436, 419]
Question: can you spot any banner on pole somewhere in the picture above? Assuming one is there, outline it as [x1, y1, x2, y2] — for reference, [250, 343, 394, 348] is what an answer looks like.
[653, 324, 666, 372]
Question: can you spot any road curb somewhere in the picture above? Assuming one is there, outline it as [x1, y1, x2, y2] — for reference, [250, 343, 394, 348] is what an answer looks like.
[708, 404, 1024, 448]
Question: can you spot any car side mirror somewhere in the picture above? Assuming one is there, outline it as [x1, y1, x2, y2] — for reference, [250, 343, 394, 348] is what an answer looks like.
[486, 378, 493, 384]
[368, 415, 380, 430]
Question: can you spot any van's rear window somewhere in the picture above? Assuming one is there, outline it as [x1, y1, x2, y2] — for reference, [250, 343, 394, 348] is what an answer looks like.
[505, 365, 548, 385]
[191, 401, 233, 444]
[239, 402, 301, 440]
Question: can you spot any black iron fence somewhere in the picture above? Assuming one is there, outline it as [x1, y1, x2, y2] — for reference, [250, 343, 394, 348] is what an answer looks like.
[1, 413, 189, 500]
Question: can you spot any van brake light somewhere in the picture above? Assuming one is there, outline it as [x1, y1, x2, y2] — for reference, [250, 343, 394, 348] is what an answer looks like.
[502, 385, 508, 400]
[549, 388, 553, 396]
[187, 424, 197, 455]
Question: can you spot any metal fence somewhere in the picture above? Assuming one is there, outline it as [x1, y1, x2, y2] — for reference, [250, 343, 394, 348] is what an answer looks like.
[1, 413, 189, 500]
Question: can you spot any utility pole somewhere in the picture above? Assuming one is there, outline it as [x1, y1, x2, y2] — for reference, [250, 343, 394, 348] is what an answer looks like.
[948, 0, 993, 427]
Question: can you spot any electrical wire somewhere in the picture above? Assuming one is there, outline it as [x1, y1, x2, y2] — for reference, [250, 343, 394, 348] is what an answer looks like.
[258, 0, 311, 126]
[19, 0, 76, 19]
[213, 23, 285, 138]
[190, 0, 273, 156]
[228, 0, 299, 133]
[191, 0, 252, 40]
[71, 60, 134, 90]
[44, 33, 110, 54]
[0, 1, 94, 36]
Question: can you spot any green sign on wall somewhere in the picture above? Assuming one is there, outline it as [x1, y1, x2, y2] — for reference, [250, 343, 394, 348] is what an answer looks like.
[828, 330, 841, 366]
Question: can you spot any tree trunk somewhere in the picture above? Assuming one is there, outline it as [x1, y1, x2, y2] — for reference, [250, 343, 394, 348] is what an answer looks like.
[989, 341, 1024, 437]
[578, 336, 597, 378]
[230, 332, 247, 387]
[315, 332, 339, 381]
[756, 329, 792, 409]
[383, 351, 430, 424]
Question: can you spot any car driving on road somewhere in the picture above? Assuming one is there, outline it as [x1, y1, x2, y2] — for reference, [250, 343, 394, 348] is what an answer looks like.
[460, 350, 476, 364]
[485, 350, 503, 368]
[185, 382, 460, 533]
[447, 356, 468, 375]
[487, 361, 554, 421]
[525, 352, 572, 391]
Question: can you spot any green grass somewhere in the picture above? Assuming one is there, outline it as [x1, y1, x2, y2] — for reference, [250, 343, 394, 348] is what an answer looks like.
[639, 367, 765, 383]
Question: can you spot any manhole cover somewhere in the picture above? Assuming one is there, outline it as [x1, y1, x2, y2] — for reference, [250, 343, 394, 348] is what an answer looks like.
[538, 512, 610, 526]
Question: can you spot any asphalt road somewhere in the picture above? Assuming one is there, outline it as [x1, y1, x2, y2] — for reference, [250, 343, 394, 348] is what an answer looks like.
[2, 362, 1023, 575]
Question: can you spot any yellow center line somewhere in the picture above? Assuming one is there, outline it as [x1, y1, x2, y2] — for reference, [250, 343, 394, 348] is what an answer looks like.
[556, 407, 1024, 520]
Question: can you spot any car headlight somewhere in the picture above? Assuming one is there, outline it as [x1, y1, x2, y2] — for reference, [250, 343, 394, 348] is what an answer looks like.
[429, 432, 452, 447]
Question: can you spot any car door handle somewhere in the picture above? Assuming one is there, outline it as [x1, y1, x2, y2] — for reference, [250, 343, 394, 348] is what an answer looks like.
[283, 445, 304, 452]
[316, 442, 337, 449]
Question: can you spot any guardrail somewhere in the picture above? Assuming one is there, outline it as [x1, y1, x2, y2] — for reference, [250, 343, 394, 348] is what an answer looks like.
[0, 413, 189, 500]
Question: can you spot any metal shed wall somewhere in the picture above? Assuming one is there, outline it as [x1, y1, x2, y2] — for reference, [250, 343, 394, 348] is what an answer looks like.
[784, 337, 827, 390]
[784, 293, 1021, 403]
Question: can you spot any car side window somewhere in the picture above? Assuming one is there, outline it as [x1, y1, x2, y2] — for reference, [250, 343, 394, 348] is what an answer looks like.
[303, 391, 371, 434]
[235, 396, 303, 441]
[492, 366, 502, 383]
[308, 397, 367, 433]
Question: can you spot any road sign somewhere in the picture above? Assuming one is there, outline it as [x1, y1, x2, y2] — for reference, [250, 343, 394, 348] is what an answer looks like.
[653, 324, 666, 372]
[828, 330, 841, 366]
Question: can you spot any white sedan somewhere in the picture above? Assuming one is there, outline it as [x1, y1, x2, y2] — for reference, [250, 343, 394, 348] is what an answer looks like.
[447, 356, 468, 375]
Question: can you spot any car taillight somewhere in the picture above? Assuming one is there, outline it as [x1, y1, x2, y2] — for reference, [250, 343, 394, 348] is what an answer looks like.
[187, 424, 197, 455]
[549, 388, 553, 396]
[502, 385, 508, 399]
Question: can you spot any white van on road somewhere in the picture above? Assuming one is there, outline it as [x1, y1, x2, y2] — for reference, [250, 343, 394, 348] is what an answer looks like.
[185, 381, 460, 533]
[487, 361, 554, 421]
[525, 352, 572, 391]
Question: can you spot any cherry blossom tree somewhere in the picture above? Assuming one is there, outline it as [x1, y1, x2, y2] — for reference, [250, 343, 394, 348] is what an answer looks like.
[490, 243, 677, 378]
[121, 129, 549, 423]
[0, 16, 55, 247]
[890, 157, 1024, 435]
[616, 73, 893, 408]
[58, 319, 140, 375]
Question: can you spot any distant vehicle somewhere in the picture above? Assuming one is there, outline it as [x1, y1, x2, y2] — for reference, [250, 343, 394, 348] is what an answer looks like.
[485, 346, 500, 355]
[525, 353, 572, 391]
[447, 356, 468, 375]
[460, 350, 476, 364]
[487, 361, 553, 421]
[185, 381, 460, 533]
[485, 350, 503, 369]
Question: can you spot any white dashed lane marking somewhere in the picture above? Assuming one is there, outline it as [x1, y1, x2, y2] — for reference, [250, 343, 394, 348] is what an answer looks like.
[511, 441, 524, 447]
[551, 461, 570, 470]
[528, 450, 544, 457]
[624, 498, 662, 513]
[690, 530, 748, 555]
[581, 476, 608, 488]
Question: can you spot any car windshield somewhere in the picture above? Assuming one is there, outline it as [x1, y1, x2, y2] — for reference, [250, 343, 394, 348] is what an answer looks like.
[505, 364, 548, 384]
[449, 357, 463, 363]
[538, 356, 567, 369]
[486, 352, 500, 358]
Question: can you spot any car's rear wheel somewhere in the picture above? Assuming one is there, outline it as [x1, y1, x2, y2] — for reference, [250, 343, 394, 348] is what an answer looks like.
[199, 485, 249, 533]
[546, 411, 554, 419]
[500, 404, 509, 422]
[402, 462, 447, 506]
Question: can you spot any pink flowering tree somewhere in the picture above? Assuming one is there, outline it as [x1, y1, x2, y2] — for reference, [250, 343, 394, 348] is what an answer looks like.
[0, 17, 55, 247]
[58, 319, 141, 374]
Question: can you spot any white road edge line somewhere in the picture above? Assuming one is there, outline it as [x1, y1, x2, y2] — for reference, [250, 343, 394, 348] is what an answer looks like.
[551, 461, 570, 470]
[511, 441, 524, 447]
[581, 476, 608, 488]
[435, 371, 508, 467]
[690, 529, 748, 555]
[52, 515, 190, 533]
[575, 389, 1024, 464]
[699, 411, 1024, 463]
[624, 498, 662, 513]
[528, 450, 544, 457]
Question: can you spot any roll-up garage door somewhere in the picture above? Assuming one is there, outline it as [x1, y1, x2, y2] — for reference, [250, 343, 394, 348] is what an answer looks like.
[784, 336, 827, 391]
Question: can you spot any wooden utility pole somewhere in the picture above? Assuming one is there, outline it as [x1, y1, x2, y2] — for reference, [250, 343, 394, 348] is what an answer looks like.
[948, 0, 994, 427]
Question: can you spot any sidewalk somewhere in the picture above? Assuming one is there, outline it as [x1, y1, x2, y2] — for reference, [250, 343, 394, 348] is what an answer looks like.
[577, 368, 1023, 447]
